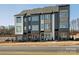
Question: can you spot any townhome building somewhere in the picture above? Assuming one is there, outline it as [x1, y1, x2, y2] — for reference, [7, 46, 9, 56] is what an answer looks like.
[15, 5, 70, 41]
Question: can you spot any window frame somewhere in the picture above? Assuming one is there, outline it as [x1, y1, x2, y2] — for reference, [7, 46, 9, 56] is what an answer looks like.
[32, 25, 39, 31]
[31, 15, 39, 22]
[16, 17, 21, 23]
[16, 26, 22, 33]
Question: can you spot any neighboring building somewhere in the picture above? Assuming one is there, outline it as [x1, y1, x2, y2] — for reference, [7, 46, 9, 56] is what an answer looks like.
[15, 5, 70, 41]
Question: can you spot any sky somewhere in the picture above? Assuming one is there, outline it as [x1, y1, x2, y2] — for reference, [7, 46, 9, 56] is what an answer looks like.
[0, 4, 78, 26]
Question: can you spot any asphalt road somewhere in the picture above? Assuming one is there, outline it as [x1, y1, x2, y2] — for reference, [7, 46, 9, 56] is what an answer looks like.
[0, 46, 79, 54]
[0, 46, 79, 52]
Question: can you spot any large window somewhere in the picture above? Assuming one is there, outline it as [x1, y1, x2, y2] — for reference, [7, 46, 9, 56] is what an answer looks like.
[32, 15, 39, 21]
[29, 25, 31, 30]
[40, 14, 51, 20]
[24, 17, 31, 22]
[32, 25, 39, 31]
[40, 14, 51, 31]
[41, 24, 44, 31]
[45, 24, 49, 30]
[16, 17, 21, 23]
[16, 26, 22, 32]
[24, 26, 27, 30]
[60, 12, 68, 17]
[40, 14, 44, 31]
[40, 15, 44, 20]
[28, 17, 31, 21]
[45, 14, 51, 30]
[59, 12, 68, 28]
[24, 17, 27, 22]
[44, 14, 51, 20]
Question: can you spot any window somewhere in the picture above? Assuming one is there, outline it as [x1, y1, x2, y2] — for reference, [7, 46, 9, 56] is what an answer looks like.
[29, 25, 31, 30]
[40, 15, 44, 20]
[45, 14, 50, 20]
[45, 24, 49, 30]
[16, 26, 22, 32]
[40, 14, 51, 31]
[41, 24, 44, 31]
[32, 15, 39, 21]
[40, 14, 51, 20]
[60, 12, 68, 28]
[60, 12, 68, 17]
[32, 25, 39, 31]
[24, 26, 27, 30]
[40, 15, 44, 31]
[60, 23, 68, 28]
[16, 17, 21, 23]
[28, 17, 31, 21]
[24, 17, 27, 22]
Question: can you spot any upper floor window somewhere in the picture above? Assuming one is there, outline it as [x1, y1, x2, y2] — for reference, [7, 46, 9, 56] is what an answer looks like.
[24, 17, 31, 22]
[59, 12, 68, 28]
[28, 17, 31, 21]
[16, 17, 21, 23]
[24, 17, 27, 22]
[32, 25, 39, 31]
[29, 25, 31, 30]
[44, 14, 51, 20]
[32, 15, 39, 21]
[45, 24, 49, 30]
[41, 24, 44, 31]
[24, 26, 27, 30]
[40, 15, 44, 20]
[60, 12, 68, 18]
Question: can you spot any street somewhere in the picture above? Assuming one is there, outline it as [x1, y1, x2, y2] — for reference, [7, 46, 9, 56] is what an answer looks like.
[0, 46, 79, 54]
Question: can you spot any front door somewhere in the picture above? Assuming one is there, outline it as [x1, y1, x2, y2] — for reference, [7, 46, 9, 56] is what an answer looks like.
[40, 33, 44, 41]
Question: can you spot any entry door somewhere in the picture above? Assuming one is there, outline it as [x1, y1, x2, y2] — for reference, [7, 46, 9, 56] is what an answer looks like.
[28, 34, 31, 41]
[55, 31, 59, 40]
[40, 33, 44, 41]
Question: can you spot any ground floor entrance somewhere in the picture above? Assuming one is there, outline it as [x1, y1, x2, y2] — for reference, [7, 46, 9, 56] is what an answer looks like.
[16, 31, 69, 42]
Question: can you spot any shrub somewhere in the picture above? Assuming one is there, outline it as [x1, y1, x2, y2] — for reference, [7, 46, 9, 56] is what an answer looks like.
[75, 38, 79, 41]
[5, 39, 11, 42]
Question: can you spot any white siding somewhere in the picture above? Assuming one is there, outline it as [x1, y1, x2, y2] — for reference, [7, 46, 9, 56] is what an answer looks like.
[52, 14, 55, 40]
[15, 16, 23, 34]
